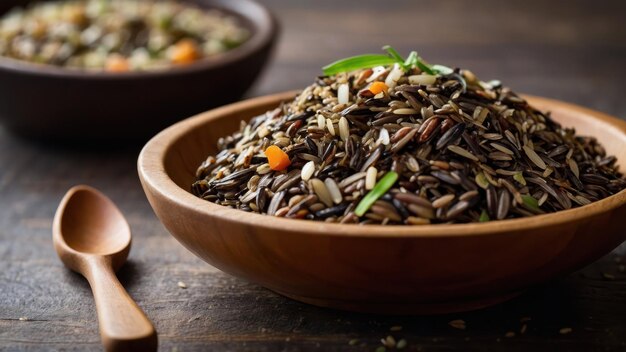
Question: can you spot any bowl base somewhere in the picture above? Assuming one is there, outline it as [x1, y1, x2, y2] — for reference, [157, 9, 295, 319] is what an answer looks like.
[275, 290, 523, 315]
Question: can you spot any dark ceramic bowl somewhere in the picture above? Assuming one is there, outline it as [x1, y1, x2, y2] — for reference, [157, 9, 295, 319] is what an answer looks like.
[0, 0, 277, 142]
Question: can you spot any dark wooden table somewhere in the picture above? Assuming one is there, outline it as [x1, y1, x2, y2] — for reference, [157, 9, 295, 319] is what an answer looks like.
[2, 0, 626, 351]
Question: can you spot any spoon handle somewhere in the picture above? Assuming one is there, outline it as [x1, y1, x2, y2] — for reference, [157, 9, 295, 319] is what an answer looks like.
[85, 258, 157, 352]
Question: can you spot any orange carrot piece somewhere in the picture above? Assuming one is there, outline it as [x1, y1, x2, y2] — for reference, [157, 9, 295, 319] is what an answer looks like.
[170, 39, 199, 64]
[265, 145, 291, 171]
[105, 55, 130, 72]
[368, 81, 388, 95]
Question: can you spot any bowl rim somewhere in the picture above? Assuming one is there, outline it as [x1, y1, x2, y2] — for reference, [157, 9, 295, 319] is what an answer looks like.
[0, 0, 277, 80]
[138, 91, 626, 238]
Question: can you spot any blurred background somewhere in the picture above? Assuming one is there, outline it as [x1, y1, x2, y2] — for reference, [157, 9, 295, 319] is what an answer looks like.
[254, 0, 626, 117]
[0, 0, 624, 140]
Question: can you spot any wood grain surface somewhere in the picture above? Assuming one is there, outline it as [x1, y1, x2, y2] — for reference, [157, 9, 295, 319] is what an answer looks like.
[1, 0, 625, 351]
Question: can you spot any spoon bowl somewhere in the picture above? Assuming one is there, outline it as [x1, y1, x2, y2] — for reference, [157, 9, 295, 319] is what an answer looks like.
[53, 185, 157, 351]
[55, 186, 131, 270]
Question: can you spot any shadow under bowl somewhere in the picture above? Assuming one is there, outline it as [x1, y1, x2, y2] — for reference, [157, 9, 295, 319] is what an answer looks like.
[0, 0, 277, 143]
[138, 91, 626, 314]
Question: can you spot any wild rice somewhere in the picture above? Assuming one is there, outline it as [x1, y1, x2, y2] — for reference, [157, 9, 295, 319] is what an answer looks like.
[432, 194, 455, 209]
[0, 0, 249, 71]
[301, 161, 316, 181]
[365, 167, 378, 190]
[310, 178, 333, 207]
[409, 74, 437, 86]
[379, 128, 391, 145]
[337, 83, 350, 104]
[192, 61, 626, 224]
[523, 145, 547, 170]
[338, 116, 350, 142]
[324, 178, 343, 204]
[447, 145, 479, 161]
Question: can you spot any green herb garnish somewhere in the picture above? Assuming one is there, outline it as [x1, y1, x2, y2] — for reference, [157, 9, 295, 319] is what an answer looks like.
[383, 45, 405, 64]
[521, 195, 540, 212]
[431, 64, 454, 75]
[354, 171, 399, 217]
[322, 45, 452, 76]
[513, 172, 527, 186]
[479, 210, 490, 222]
[321, 54, 397, 76]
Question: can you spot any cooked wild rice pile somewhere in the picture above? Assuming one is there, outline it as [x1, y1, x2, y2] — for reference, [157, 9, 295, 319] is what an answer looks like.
[192, 62, 626, 224]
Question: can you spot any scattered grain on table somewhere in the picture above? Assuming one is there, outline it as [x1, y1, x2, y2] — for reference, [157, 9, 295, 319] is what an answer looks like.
[448, 319, 467, 330]
[396, 339, 407, 349]
[602, 273, 615, 280]
[520, 323, 528, 334]
[381, 335, 396, 348]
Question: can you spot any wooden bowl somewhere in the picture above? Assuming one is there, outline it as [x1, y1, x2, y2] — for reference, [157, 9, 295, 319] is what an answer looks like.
[138, 91, 626, 314]
[0, 0, 277, 143]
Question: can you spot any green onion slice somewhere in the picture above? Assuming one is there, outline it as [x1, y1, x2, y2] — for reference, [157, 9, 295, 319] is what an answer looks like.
[479, 209, 490, 222]
[521, 195, 540, 212]
[431, 64, 454, 75]
[415, 59, 435, 75]
[513, 172, 527, 186]
[354, 171, 399, 217]
[383, 45, 405, 64]
[403, 51, 418, 68]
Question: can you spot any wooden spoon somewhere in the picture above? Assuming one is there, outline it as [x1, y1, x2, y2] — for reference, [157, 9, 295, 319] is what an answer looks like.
[53, 185, 157, 352]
